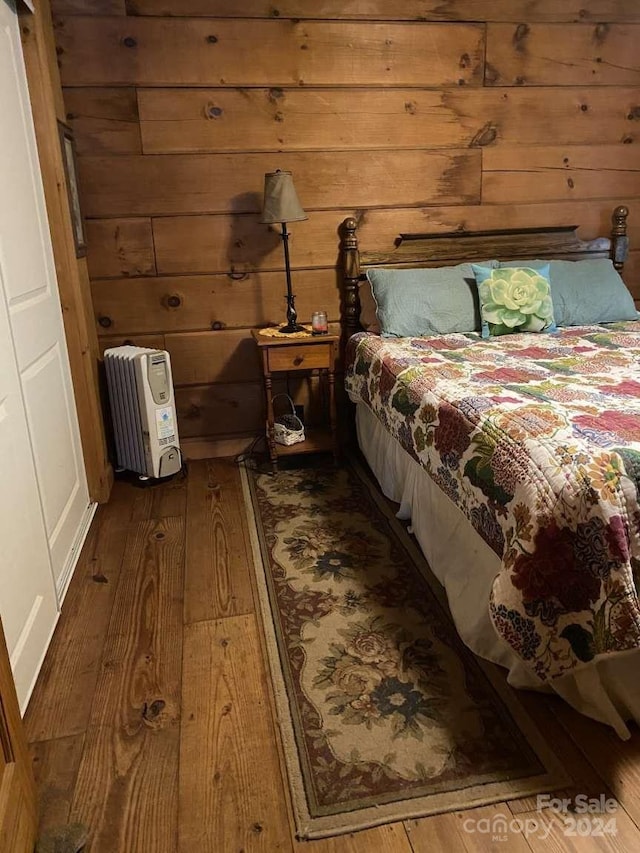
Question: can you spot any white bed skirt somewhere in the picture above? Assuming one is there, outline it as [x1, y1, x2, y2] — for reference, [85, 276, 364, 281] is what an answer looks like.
[355, 401, 640, 739]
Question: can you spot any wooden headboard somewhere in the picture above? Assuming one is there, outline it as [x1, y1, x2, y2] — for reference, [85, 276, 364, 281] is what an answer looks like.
[340, 205, 629, 339]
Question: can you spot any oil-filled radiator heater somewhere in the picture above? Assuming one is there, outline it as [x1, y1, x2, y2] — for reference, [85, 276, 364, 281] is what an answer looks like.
[104, 346, 181, 479]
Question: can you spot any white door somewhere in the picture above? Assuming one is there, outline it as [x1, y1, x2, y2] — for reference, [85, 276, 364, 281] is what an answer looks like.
[0, 256, 59, 712]
[0, 0, 92, 708]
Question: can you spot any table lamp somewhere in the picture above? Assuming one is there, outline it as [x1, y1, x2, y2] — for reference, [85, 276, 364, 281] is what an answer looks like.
[260, 169, 308, 333]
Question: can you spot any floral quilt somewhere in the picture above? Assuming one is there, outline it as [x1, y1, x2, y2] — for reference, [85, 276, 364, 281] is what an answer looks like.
[345, 322, 640, 682]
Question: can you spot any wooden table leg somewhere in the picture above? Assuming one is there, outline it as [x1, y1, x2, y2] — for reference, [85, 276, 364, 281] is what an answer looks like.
[265, 372, 278, 473]
[328, 359, 338, 465]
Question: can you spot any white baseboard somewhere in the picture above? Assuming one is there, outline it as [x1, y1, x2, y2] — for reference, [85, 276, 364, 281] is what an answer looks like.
[56, 501, 98, 606]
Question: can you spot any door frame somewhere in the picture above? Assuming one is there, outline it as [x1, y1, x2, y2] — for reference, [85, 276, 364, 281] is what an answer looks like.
[0, 618, 37, 852]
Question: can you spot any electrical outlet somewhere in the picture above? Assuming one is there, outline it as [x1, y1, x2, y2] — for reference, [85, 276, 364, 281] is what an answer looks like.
[295, 404, 304, 423]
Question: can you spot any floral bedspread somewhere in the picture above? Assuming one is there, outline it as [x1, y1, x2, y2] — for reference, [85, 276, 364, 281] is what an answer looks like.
[345, 323, 640, 682]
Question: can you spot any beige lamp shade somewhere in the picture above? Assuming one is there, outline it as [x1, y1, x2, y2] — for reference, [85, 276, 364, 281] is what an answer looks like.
[260, 170, 308, 224]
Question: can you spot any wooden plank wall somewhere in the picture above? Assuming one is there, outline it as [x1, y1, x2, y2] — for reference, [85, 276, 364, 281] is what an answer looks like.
[51, 1, 640, 458]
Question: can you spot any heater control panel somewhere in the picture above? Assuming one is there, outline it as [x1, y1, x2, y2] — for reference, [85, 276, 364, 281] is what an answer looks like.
[147, 352, 170, 405]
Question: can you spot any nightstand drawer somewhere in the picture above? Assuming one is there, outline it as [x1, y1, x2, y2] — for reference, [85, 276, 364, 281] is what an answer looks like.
[268, 343, 331, 372]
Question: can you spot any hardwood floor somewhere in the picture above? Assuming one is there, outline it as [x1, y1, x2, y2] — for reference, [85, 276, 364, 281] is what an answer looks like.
[24, 459, 640, 852]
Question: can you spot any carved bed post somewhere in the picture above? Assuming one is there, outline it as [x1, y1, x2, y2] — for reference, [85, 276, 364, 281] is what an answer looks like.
[340, 217, 360, 446]
[611, 205, 629, 272]
[341, 217, 360, 340]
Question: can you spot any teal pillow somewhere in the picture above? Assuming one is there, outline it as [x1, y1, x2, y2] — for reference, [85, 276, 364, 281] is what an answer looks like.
[472, 264, 556, 338]
[366, 262, 497, 337]
[498, 258, 637, 326]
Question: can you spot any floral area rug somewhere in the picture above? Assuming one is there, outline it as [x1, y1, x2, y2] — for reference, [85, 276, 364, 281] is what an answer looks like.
[240, 460, 568, 839]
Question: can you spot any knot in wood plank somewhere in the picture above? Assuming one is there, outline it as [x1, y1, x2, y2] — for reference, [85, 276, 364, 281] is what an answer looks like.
[484, 63, 500, 86]
[471, 122, 498, 148]
[142, 699, 166, 724]
[513, 23, 530, 52]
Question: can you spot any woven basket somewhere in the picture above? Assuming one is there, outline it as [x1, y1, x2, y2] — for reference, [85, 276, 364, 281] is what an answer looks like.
[272, 394, 305, 446]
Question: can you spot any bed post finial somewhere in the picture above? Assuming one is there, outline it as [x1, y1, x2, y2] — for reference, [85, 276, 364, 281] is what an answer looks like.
[611, 205, 629, 271]
[341, 217, 360, 339]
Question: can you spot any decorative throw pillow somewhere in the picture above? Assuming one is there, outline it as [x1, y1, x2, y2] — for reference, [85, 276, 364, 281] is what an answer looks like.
[498, 258, 637, 327]
[472, 264, 556, 338]
[366, 261, 497, 338]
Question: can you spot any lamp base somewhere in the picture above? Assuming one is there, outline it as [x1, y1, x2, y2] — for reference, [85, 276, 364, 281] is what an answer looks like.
[278, 321, 307, 334]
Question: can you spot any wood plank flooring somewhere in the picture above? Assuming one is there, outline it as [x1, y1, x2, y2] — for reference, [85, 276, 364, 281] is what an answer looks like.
[24, 459, 640, 852]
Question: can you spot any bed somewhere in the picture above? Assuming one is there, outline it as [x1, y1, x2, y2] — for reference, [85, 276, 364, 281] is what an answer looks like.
[341, 207, 640, 739]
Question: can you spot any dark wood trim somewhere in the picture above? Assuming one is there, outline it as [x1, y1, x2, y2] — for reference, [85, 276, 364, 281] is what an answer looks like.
[340, 217, 361, 342]
[612, 204, 630, 271]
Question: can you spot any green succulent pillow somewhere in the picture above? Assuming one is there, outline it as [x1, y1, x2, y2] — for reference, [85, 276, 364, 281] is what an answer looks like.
[472, 264, 556, 338]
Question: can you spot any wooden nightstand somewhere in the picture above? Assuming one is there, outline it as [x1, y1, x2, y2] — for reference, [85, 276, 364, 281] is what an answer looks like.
[252, 329, 340, 473]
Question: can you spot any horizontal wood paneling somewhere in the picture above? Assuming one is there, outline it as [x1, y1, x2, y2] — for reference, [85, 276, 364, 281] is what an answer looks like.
[57, 2, 640, 452]
[624, 249, 640, 298]
[99, 333, 165, 353]
[138, 87, 478, 154]
[115, 1, 640, 22]
[90, 269, 341, 334]
[53, 0, 125, 12]
[100, 326, 339, 406]
[86, 218, 155, 278]
[152, 213, 295, 277]
[148, 200, 640, 277]
[63, 88, 141, 154]
[486, 23, 640, 86]
[166, 331, 261, 386]
[483, 146, 640, 203]
[179, 435, 259, 460]
[137, 86, 640, 154]
[175, 383, 264, 438]
[175, 376, 334, 439]
[78, 149, 481, 216]
[56, 18, 484, 88]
